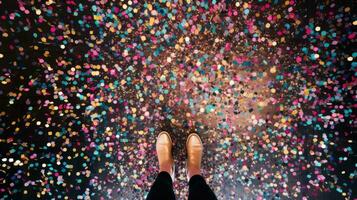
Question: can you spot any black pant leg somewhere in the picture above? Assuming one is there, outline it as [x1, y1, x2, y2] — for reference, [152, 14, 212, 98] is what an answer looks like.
[146, 171, 176, 200]
[188, 175, 217, 200]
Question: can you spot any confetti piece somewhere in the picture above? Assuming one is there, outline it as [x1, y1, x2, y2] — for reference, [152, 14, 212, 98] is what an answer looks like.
[0, 1, 355, 199]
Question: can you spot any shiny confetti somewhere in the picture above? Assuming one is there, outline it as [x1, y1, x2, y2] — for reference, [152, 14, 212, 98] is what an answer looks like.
[0, 0, 355, 199]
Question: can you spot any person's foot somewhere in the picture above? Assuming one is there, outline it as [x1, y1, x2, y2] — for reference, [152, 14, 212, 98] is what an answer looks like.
[156, 131, 174, 180]
[186, 133, 203, 180]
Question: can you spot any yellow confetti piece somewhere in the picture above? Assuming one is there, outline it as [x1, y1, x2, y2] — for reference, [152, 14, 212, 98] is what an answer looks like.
[283, 149, 289, 155]
[149, 17, 155, 26]
[270, 66, 276, 73]
[91, 71, 100, 76]
[258, 101, 267, 107]
[93, 15, 102, 21]
[281, 118, 286, 123]
[178, 37, 184, 43]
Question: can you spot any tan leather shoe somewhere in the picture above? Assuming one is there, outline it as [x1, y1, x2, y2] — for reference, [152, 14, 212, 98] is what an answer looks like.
[156, 131, 175, 181]
[186, 133, 203, 181]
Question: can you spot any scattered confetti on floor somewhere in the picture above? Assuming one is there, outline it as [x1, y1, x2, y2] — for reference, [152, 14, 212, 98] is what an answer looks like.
[0, 0, 356, 199]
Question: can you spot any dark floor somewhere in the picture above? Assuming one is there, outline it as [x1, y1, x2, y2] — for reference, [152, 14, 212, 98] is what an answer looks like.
[0, 0, 356, 199]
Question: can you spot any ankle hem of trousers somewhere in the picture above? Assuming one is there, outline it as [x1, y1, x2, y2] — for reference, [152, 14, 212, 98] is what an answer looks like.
[158, 171, 173, 184]
[189, 174, 206, 186]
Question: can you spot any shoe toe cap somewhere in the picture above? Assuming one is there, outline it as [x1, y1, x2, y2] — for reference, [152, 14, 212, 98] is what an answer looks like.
[157, 132, 171, 144]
